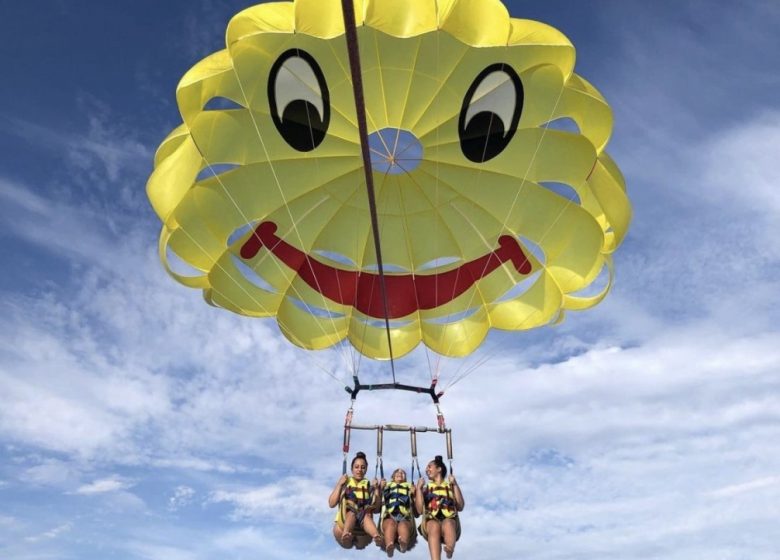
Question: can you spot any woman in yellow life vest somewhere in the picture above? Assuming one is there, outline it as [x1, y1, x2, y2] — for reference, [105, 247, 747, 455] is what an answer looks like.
[379, 468, 417, 557]
[328, 451, 383, 549]
[414, 456, 464, 560]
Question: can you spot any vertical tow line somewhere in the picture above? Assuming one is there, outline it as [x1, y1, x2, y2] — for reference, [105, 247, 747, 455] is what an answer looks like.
[340, 0, 396, 382]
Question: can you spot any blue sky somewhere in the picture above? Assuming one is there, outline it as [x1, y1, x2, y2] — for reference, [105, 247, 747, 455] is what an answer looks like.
[1, 1, 779, 559]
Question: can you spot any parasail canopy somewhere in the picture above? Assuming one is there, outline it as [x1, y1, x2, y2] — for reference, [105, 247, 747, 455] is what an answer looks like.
[146, 0, 631, 361]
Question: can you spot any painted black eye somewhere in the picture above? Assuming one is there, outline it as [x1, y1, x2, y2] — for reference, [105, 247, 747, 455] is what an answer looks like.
[268, 49, 330, 152]
[458, 64, 523, 163]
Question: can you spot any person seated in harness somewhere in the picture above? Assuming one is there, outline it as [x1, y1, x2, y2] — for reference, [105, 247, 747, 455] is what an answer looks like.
[328, 451, 383, 549]
[379, 468, 418, 557]
[415, 456, 464, 560]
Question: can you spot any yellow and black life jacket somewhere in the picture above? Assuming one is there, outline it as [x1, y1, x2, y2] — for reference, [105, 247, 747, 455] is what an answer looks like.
[423, 480, 457, 519]
[382, 481, 413, 518]
[334, 477, 372, 525]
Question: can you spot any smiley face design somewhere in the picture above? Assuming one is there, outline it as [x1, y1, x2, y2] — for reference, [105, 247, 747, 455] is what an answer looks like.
[147, 0, 631, 359]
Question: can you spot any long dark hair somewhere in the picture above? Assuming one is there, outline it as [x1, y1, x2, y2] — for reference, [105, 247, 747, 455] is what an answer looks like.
[351, 451, 367, 468]
[432, 455, 447, 478]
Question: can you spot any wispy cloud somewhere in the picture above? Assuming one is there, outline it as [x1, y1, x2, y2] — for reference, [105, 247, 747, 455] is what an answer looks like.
[18, 458, 83, 488]
[168, 485, 196, 511]
[0, 176, 119, 267]
[0, 110, 151, 181]
[209, 478, 332, 523]
[708, 476, 780, 499]
[0, 107, 154, 230]
[24, 522, 72, 543]
[75, 477, 133, 495]
[700, 110, 780, 218]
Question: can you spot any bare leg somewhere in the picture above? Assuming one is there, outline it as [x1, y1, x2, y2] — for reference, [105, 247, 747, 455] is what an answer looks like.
[333, 524, 352, 549]
[426, 519, 442, 560]
[442, 519, 457, 558]
[362, 515, 383, 546]
[383, 518, 397, 557]
[397, 520, 412, 552]
[341, 511, 356, 546]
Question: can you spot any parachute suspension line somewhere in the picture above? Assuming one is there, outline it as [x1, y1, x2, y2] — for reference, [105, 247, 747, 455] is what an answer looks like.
[428, 39, 549, 367]
[444, 352, 494, 393]
[186, 167, 355, 379]
[426, 347, 439, 385]
[385, 33, 441, 384]
[351, 184, 393, 374]
[394, 151, 440, 385]
[291, 55, 363, 380]
[444, 85, 571, 391]
[227, 58, 357, 377]
[340, 0, 397, 383]
[442, 82, 570, 386]
[165, 224, 346, 388]
[434, 65, 568, 389]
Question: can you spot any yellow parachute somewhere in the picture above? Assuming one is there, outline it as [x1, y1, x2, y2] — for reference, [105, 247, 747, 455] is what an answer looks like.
[146, 0, 631, 361]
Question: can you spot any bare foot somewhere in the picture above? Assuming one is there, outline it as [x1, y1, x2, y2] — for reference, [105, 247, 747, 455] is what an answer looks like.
[373, 534, 383, 547]
[341, 532, 353, 546]
[444, 544, 454, 559]
[386, 542, 395, 557]
[398, 539, 407, 553]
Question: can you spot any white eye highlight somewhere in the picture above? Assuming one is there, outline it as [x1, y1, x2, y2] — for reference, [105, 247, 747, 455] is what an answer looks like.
[464, 70, 518, 134]
[273, 55, 324, 120]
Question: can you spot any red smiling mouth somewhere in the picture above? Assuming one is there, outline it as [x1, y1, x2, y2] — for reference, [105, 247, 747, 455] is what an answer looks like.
[240, 221, 532, 319]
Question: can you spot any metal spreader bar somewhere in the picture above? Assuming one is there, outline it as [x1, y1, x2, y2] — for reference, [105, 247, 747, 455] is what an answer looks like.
[345, 376, 444, 404]
[349, 423, 451, 433]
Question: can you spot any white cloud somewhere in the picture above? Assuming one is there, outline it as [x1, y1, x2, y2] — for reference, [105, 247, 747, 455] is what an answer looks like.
[0, 111, 151, 190]
[18, 458, 83, 488]
[0, 176, 119, 267]
[75, 477, 133, 495]
[708, 476, 780, 499]
[700, 110, 780, 217]
[168, 485, 196, 511]
[0, 305, 173, 459]
[209, 477, 332, 523]
[24, 522, 72, 543]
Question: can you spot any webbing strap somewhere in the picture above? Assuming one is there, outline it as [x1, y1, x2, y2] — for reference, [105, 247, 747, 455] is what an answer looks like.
[342, 404, 354, 475]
